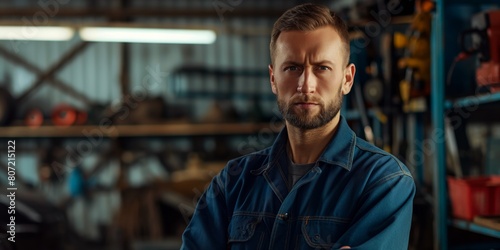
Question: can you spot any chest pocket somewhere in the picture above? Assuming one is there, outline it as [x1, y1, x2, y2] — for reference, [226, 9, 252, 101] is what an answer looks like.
[228, 214, 266, 250]
[299, 218, 350, 250]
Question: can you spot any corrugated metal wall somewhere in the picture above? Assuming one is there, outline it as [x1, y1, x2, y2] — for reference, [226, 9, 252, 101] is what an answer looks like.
[0, 40, 121, 114]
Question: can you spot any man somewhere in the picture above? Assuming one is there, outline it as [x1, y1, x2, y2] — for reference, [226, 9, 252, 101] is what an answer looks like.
[181, 3, 415, 249]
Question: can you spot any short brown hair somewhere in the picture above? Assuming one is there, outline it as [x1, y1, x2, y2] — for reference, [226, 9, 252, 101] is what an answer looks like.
[269, 3, 350, 65]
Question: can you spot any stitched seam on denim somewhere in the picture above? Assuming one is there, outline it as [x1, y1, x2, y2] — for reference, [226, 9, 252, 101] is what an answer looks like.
[301, 221, 334, 248]
[276, 160, 288, 186]
[357, 142, 414, 176]
[227, 224, 257, 242]
[269, 138, 286, 168]
[347, 132, 356, 169]
[227, 152, 266, 168]
[263, 173, 284, 203]
[215, 173, 224, 192]
[270, 144, 288, 199]
[393, 157, 412, 176]
[361, 173, 412, 201]
[317, 134, 356, 170]
[256, 232, 265, 250]
[251, 161, 270, 175]
[317, 160, 349, 169]
[212, 174, 229, 221]
[297, 216, 351, 224]
[367, 171, 404, 190]
[233, 211, 277, 218]
[356, 143, 391, 156]
[234, 212, 306, 223]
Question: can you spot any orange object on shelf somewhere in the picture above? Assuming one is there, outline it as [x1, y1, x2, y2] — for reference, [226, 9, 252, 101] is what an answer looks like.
[51, 104, 87, 127]
[447, 176, 500, 221]
[25, 109, 44, 127]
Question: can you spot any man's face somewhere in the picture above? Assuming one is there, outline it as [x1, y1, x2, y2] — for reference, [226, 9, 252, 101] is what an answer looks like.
[269, 26, 355, 130]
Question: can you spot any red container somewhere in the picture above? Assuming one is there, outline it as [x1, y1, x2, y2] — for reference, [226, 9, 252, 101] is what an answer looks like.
[447, 176, 500, 221]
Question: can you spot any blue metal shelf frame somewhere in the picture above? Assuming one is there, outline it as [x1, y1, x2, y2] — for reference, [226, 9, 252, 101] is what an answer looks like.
[445, 92, 500, 109]
[445, 0, 500, 4]
[451, 219, 500, 239]
[431, 0, 447, 249]
[433, 1, 500, 249]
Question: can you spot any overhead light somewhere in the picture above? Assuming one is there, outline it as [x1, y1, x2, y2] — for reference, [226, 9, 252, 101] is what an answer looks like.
[0, 26, 74, 41]
[79, 27, 217, 44]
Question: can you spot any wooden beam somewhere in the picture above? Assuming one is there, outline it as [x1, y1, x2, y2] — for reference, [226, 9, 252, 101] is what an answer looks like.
[0, 45, 94, 107]
[16, 41, 91, 104]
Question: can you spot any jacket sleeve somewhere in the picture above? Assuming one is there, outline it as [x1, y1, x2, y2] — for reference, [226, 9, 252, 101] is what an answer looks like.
[181, 170, 229, 249]
[334, 170, 416, 249]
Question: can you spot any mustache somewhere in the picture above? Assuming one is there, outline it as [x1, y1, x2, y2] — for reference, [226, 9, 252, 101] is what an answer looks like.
[290, 95, 322, 104]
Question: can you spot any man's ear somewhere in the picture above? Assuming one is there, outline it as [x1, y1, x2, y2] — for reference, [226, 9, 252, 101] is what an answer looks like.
[269, 64, 277, 94]
[342, 63, 356, 95]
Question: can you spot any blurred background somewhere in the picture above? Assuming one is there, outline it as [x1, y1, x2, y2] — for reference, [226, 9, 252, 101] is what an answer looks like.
[0, 0, 499, 249]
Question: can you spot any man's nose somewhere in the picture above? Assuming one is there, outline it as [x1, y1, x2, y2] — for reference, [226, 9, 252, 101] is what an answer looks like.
[297, 68, 317, 93]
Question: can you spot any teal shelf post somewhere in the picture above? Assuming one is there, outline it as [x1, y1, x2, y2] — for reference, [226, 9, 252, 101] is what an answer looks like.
[431, 0, 448, 249]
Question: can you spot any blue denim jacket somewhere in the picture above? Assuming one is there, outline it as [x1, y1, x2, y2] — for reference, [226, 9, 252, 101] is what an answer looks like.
[181, 116, 415, 249]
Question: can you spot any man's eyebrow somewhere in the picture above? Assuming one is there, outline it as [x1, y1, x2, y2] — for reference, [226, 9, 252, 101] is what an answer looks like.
[281, 60, 336, 65]
[281, 60, 301, 65]
[312, 60, 335, 65]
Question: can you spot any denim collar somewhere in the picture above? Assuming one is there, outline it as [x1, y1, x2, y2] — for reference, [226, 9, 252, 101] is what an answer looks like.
[257, 115, 355, 174]
[316, 116, 356, 171]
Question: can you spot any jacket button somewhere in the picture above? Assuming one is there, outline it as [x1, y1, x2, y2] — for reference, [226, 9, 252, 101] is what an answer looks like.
[278, 213, 289, 221]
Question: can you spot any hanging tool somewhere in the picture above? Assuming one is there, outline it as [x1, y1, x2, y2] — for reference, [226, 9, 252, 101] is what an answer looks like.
[394, 0, 433, 110]
[354, 83, 374, 144]
[459, 10, 500, 92]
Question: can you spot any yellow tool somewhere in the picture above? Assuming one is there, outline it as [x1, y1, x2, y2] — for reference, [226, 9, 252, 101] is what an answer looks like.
[394, 0, 433, 111]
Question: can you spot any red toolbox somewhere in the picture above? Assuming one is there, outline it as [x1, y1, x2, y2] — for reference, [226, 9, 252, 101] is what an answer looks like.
[447, 176, 500, 221]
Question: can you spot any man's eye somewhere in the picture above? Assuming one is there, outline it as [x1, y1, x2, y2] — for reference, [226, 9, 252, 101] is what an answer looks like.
[318, 66, 330, 71]
[285, 66, 299, 71]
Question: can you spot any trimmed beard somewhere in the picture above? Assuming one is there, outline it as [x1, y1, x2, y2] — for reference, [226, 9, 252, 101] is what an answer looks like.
[277, 86, 343, 130]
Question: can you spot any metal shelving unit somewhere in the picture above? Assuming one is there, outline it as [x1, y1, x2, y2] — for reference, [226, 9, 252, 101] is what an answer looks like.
[431, 1, 447, 248]
[431, 1, 500, 249]
[444, 92, 500, 109]
[451, 219, 500, 239]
